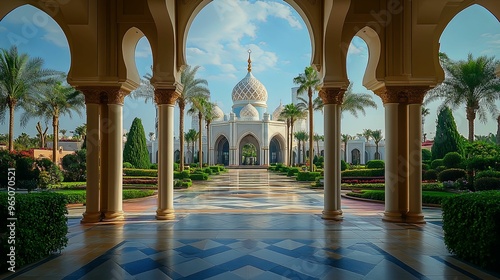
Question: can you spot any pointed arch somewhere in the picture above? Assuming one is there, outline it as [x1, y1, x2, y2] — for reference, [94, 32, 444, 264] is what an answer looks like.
[122, 27, 147, 88]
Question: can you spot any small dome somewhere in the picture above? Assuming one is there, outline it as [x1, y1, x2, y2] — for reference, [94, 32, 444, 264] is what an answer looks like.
[239, 103, 259, 120]
[212, 105, 224, 121]
[272, 101, 284, 120]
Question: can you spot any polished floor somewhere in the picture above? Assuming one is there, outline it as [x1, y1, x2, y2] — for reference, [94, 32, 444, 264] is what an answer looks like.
[2, 169, 499, 279]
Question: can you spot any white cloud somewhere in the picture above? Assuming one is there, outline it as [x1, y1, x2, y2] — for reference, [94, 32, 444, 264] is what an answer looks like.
[135, 38, 152, 58]
[186, 0, 303, 75]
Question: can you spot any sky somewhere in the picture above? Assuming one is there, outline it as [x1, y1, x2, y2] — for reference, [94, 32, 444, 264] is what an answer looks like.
[0, 1, 499, 141]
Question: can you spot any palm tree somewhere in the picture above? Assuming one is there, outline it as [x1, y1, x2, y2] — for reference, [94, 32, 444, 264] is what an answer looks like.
[295, 131, 308, 165]
[188, 95, 209, 168]
[371, 129, 383, 159]
[185, 129, 198, 164]
[341, 134, 352, 161]
[60, 129, 67, 139]
[293, 66, 320, 171]
[0, 46, 61, 151]
[75, 124, 86, 141]
[203, 101, 216, 165]
[497, 115, 500, 145]
[280, 103, 307, 166]
[425, 53, 500, 142]
[22, 80, 84, 163]
[314, 134, 323, 157]
[148, 132, 155, 141]
[36, 121, 49, 148]
[361, 129, 373, 142]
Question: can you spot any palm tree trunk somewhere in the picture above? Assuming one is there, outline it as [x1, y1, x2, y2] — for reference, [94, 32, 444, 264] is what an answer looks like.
[206, 121, 210, 165]
[308, 87, 314, 172]
[343, 140, 347, 162]
[497, 115, 500, 145]
[290, 122, 294, 166]
[198, 112, 203, 168]
[179, 105, 185, 170]
[303, 141, 306, 166]
[286, 120, 290, 165]
[297, 140, 301, 164]
[53, 115, 59, 164]
[8, 103, 14, 151]
[466, 107, 476, 142]
[316, 139, 319, 158]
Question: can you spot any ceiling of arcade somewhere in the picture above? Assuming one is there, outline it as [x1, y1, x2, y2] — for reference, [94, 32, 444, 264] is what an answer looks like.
[0, 0, 498, 92]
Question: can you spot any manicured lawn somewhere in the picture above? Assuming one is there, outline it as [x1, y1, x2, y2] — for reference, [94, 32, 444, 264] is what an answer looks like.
[56, 189, 156, 204]
[346, 190, 457, 205]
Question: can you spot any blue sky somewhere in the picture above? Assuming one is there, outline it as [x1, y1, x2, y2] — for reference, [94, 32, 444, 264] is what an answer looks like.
[0, 1, 499, 141]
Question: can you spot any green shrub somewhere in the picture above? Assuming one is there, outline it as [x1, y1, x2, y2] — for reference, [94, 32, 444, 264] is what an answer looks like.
[210, 166, 222, 173]
[287, 167, 300, 177]
[341, 160, 348, 171]
[431, 159, 444, 169]
[150, 163, 158, 170]
[422, 149, 432, 161]
[190, 173, 208, 180]
[173, 163, 179, 171]
[57, 189, 155, 204]
[366, 160, 384, 169]
[474, 177, 500, 191]
[341, 168, 384, 177]
[123, 118, 150, 169]
[422, 164, 430, 171]
[437, 168, 466, 182]
[268, 166, 276, 171]
[435, 166, 446, 173]
[346, 190, 455, 204]
[0, 192, 68, 271]
[61, 149, 86, 182]
[296, 171, 321, 181]
[466, 156, 500, 171]
[122, 190, 155, 200]
[190, 163, 199, 168]
[475, 170, 500, 180]
[443, 152, 463, 168]
[442, 191, 500, 271]
[123, 162, 134, 168]
[423, 169, 438, 181]
[36, 158, 64, 189]
[203, 167, 213, 175]
[175, 178, 192, 188]
[123, 168, 157, 177]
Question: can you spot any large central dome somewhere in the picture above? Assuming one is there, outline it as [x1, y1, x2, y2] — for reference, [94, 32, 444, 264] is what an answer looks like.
[231, 50, 268, 105]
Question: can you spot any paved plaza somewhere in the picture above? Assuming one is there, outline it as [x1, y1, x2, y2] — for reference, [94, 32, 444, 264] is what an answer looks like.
[2, 169, 499, 279]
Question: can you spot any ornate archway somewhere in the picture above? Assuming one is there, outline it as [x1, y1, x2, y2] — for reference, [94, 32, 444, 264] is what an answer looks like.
[238, 134, 261, 165]
[214, 135, 229, 166]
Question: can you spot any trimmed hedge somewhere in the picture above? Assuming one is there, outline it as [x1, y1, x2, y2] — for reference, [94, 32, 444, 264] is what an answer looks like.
[296, 171, 321, 181]
[341, 183, 443, 191]
[443, 152, 463, 168]
[0, 192, 68, 272]
[346, 190, 456, 205]
[287, 167, 301, 177]
[175, 178, 192, 188]
[123, 168, 157, 177]
[423, 169, 438, 181]
[475, 170, 500, 180]
[437, 168, 466, 182]
[431, 159, 444, 169]
[341, 160, 349, 171]
[442, 191, 500, 271]
[341, 168, 384, 177]
[190, 173, 208, 181]
[123, 162, 134, 168]
[57, 190, 155, 204]
[474, 177, 500, 191]
[366, 160, 384, 169]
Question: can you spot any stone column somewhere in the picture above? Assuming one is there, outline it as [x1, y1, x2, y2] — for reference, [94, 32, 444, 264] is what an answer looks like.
[319, 88, 344, 221]
[80, 89, 101, 223]
[103, 89, 127, 221]
[99, 101, 109, 215]
[155, 88, 180, 220]
[407, 89, 428, 223]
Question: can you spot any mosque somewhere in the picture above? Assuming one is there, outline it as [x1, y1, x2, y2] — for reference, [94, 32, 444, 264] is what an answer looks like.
[146, 52, 387, 166]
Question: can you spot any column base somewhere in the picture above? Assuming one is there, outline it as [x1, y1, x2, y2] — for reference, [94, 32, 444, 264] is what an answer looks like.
[102, 211, 125, 222]
[156, 209, 175, 220]
[322, 210, 343, 221]
[81, 211, 102, 223]
[405, 213, 426, 224]
[382, 211, 404, 223]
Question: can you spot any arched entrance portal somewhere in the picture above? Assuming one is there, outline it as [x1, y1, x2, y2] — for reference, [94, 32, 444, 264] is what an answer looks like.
[351, 149, 361, 165]
[238, 134, 260, 165]
[214, 135, 229, 166]
[269, 135, 285, 164]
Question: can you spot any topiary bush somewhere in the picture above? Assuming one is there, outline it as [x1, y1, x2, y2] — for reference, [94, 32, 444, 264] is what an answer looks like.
[422, 149, 432, 161]
[123, 118, 151, 169]
[190, 173, 208, 180]
[437, 168, 466, 182]
[150, 163, 158, 170]
[287, 167, 301, 177]
[123, 162, 134, 168]
[61, 149, 86, 182]
[366, 160, 384, 169]
[422, 169, 438, 181]
[296, 171, 321, 181]
[443, 152, 463, 168]
[0, 192, 68, 272]
[431, 159, 444, 169]
[435, 166, 446, 173]
[474, 177, 500, 191]
[466, 156, 500, 172]
[341, 160, 349, 171]
[175, 178, 192, 188]
[442, 191, 500, 271]
[475, 170, 500, 180]
[123, 168, 157, 177]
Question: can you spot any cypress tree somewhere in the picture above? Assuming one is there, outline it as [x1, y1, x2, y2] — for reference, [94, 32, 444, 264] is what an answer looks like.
[123, 118, 150, 169]
[431, 106, 464, 160]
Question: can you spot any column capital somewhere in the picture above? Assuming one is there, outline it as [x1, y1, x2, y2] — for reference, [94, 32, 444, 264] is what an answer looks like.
[319, 87, 346, 105]
[154, 88, 181, 105]
[375, 86, 431, 104]
[77, 86, 129, 105]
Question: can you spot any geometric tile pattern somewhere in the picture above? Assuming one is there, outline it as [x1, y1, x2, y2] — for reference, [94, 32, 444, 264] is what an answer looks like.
[232, 72, 268, 103]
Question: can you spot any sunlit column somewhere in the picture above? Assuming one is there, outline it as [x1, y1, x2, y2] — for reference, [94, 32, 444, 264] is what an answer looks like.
[320, 88, 344, 221]
[155, 88, 180, 220]
[80, 89, 101, 223]
[407, 89, 428, 224]
[103, 89, 127, 221]
[99, 102, 109, 215]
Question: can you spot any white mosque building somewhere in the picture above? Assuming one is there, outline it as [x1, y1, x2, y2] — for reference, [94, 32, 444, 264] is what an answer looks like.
[146, 53, 387, 166]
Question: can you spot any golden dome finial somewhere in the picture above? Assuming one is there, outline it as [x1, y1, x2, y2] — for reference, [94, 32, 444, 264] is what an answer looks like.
[247, 49, 252, 72]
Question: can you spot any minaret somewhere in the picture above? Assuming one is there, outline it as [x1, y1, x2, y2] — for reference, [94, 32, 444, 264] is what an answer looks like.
[247, 49, 252, 72]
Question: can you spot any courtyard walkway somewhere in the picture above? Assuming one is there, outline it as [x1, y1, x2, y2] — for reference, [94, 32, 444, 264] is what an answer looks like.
[2, 169, 498, 279]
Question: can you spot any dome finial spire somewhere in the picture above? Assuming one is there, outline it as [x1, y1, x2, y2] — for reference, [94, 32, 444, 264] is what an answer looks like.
[247, 49, 252, 72]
